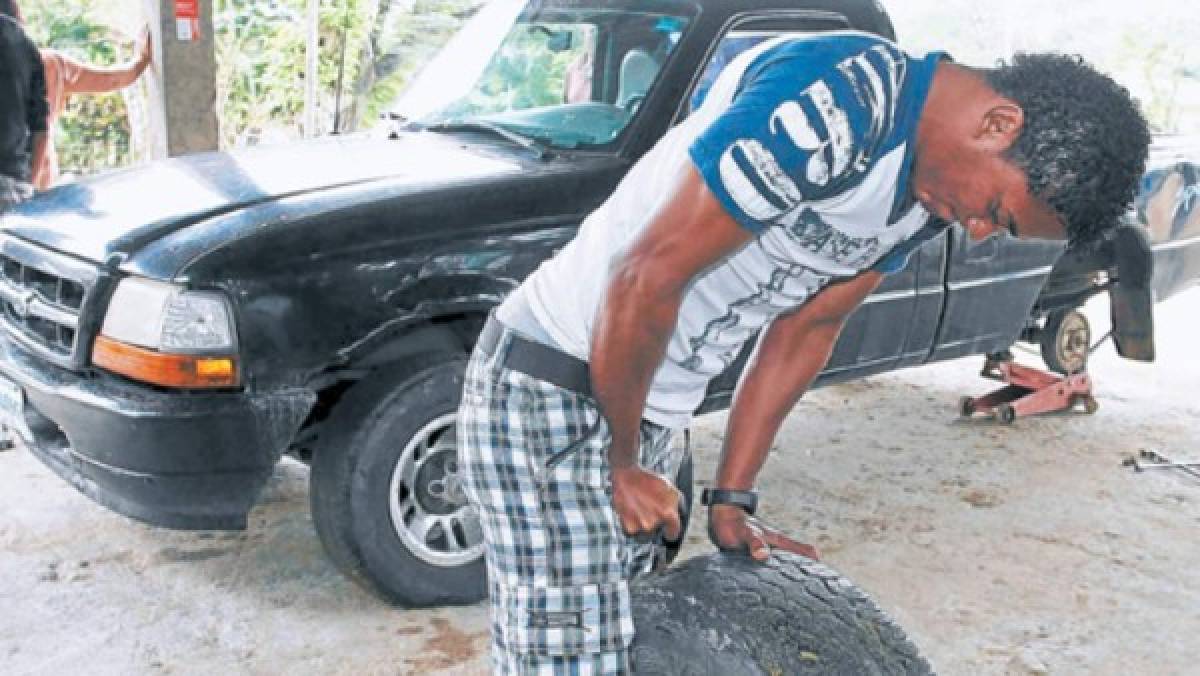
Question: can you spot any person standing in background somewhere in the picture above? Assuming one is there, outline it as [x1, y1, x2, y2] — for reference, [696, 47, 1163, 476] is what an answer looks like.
[0, 0, 47, 210]
[34, 29, 153, 190]
[0, 0, 153, 191]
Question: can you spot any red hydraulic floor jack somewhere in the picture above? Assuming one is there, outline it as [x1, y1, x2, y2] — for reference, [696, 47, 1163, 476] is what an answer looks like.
[959, 353, 1098, 424]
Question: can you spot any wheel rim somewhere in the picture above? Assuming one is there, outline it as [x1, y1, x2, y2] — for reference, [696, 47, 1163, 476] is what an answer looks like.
[1056, 312, 1091, 373]
[387, 412, 484, 567]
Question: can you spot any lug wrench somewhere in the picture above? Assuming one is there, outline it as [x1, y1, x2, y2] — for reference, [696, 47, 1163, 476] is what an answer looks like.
[1123, 450, 1200, 480]
[1142, 450, 1200, 480]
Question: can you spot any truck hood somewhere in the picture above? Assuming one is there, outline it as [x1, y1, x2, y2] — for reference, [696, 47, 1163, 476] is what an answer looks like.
[0, 132, 521, 265]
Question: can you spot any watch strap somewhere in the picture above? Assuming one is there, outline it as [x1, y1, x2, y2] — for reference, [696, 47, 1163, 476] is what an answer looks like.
[700, 487, 758, 516]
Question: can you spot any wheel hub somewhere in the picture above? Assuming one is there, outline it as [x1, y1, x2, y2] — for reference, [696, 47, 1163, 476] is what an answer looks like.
[413, 448, 467, 516]
[1056, 312, 1091, 373]
[387, 413, 484, 567]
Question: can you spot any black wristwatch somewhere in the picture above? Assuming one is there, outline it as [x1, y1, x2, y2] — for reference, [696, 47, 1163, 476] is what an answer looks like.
[700, 487, 758, 516]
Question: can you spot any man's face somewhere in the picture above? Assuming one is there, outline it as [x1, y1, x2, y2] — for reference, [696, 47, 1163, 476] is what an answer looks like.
[913, 144, 1067, 243]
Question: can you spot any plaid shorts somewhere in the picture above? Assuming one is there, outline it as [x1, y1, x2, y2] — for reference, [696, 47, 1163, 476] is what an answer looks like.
[458, 330, 685, 675]
[0, 175, 33, 211]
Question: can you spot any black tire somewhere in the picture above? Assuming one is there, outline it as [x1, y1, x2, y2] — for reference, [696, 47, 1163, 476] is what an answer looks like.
[662, 447, 694, 566]
[1082, 395, 1100, 415]
[309, 356, 486, 606]
[630, 552, 934, 675]
[958, 396, 976, 418]
[1040, 309, 1091, 375]
[997, 404, 1017, 425]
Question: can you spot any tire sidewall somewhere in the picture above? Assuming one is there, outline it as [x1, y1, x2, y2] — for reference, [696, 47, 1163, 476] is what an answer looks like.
[336, 357, 486, 605]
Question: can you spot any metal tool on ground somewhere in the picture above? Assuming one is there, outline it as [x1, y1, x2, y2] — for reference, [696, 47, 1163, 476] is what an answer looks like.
[1126, 459, 1200, 471]
[958, 352, 1098, 424]
[1124, 449, 1200, 481]
[1123, 456, 1166, 471]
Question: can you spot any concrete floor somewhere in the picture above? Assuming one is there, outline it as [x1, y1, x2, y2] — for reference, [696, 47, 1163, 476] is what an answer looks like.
[2, 289, 1198, 676]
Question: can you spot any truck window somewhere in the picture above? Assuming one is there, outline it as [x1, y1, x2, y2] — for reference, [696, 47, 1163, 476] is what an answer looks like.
[687, 27, 836, 114]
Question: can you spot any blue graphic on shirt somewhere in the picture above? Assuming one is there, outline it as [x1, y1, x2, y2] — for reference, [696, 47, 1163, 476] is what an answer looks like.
[690, 36, 912, 233]
[681, 34, 938, 374]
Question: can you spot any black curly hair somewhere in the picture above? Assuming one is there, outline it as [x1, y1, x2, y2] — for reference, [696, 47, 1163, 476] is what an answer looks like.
[984, 53, 1150, 245]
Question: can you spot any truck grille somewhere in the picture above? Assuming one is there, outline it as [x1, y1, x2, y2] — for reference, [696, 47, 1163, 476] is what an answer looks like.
[0, 237, 100, 369]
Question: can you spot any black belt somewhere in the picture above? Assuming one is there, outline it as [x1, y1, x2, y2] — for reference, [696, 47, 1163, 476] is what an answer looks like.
[477, 316, 593, 398]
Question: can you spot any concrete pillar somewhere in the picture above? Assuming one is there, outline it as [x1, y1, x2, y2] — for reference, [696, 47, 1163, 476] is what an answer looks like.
[142, 0, 219, 157]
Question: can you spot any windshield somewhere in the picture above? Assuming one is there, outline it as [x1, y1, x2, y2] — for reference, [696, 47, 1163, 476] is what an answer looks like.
[390, 0, 693, 149]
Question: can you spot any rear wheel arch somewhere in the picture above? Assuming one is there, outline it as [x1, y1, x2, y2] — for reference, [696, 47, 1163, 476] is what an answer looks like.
[1028, 224, 1155, 364]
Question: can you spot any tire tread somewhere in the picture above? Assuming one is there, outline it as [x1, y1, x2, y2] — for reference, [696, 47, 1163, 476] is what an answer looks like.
[631, 552, 934, 675]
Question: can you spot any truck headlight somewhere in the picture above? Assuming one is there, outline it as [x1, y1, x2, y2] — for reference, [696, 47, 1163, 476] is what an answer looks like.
[93, 277, 240, 388]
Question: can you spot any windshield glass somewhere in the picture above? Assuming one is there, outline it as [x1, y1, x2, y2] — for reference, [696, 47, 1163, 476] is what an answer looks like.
[390, 0, 693, 149]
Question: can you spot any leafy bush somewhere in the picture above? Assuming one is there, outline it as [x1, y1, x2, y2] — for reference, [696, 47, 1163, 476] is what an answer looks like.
[24, 0, 486, 171]
[215, 0, 368, 146]
[215, 0, 485, 147]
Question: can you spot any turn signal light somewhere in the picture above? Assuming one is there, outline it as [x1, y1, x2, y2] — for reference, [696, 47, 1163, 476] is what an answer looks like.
[92, 335, 240, 388]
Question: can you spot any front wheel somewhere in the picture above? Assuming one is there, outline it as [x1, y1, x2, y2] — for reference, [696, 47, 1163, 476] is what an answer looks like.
[309, 355, 696, 606]
[958, 395, 977, 417]
[309, 357, 487, 606]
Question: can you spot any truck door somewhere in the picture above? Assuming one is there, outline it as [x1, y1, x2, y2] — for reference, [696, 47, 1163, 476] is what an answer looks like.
[927, 225, 1064, 362]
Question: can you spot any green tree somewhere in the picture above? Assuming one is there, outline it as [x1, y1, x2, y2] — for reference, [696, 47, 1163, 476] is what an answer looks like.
[213, 0, 483, 147]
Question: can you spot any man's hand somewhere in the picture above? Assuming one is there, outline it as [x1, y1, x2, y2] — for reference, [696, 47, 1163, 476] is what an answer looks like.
[707, 504, 819, 562]
[611, 466, 683, 541]
[135, 27, 153, 70]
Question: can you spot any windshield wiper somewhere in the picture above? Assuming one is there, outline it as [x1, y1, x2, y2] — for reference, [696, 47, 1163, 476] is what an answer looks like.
[425, 120, 551, 160]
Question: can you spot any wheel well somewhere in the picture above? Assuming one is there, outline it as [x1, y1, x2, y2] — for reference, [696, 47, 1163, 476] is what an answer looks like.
[289, 312, 487, 462]
[1032, 243, 1113, 320]
[1026, 224, 1155, 362]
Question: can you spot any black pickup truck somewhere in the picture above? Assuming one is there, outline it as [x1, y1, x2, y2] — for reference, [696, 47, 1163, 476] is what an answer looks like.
[0, 0, 1196, 607]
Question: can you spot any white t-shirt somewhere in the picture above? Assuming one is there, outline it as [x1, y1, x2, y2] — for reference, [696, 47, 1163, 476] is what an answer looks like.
[501, 32, 943, 428]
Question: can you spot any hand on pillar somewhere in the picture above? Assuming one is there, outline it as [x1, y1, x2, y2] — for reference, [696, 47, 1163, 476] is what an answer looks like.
[135, 27, 154, 74]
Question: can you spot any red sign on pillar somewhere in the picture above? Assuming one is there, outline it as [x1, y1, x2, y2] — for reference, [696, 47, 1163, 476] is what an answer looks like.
[175, 0, 201, 42]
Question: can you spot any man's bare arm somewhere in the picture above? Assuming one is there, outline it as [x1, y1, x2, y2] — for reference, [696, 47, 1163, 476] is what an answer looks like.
[590, 163, 752, 537]
[709, 269, 885, 559]
[29, 131, 48, 183]
[61, 29, 152, 94]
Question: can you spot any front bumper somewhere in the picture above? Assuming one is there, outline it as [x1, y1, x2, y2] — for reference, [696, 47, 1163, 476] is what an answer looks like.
[0, 339, 314, 530]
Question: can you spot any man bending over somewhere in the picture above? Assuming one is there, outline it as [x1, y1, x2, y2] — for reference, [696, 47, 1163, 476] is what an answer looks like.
[458, 32, 1149, 674]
